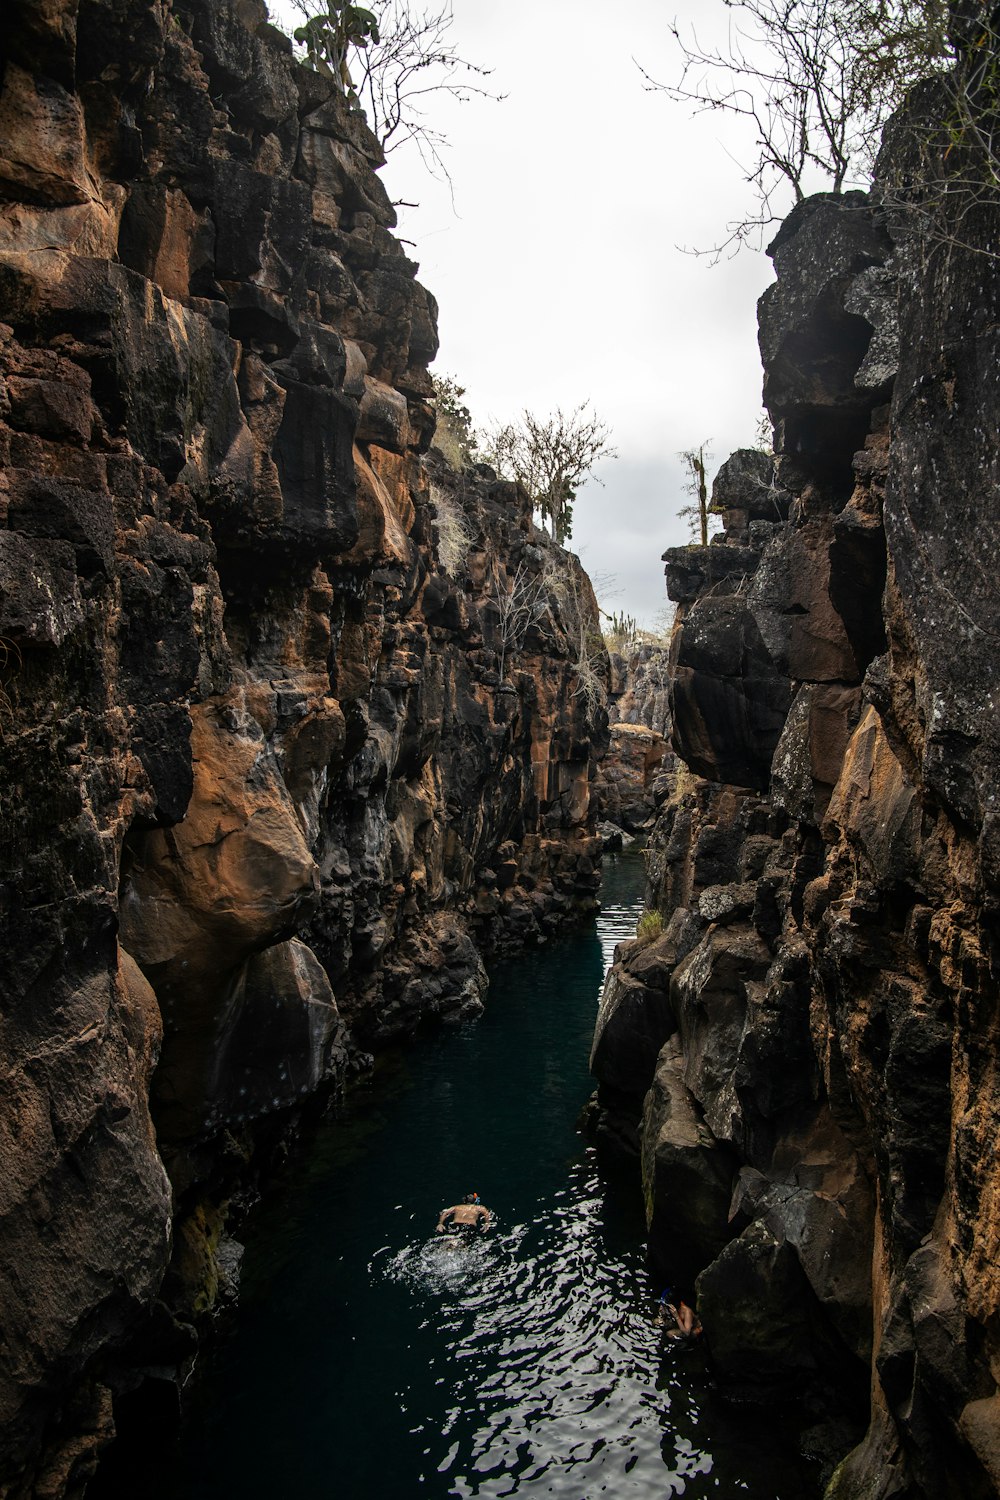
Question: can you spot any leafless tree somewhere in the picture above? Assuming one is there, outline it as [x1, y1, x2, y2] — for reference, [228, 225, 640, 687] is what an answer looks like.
[491, 562, 549, 681]
[644, 0, 953, 258]
[543, 556, 608, 712]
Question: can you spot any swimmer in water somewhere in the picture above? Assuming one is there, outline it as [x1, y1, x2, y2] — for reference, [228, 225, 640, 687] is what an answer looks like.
[436, 1193, 491, 1236]
[656, 1288, 703, 1341]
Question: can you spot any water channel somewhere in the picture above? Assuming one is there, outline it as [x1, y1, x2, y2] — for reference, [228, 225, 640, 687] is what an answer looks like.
[98, 847, 819, 1499]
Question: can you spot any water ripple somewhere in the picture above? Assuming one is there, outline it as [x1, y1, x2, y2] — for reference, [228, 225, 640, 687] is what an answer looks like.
[100, 848, 817, 1500]
[368, 857, 706, 1499]
[378, 1150, 717, 1498]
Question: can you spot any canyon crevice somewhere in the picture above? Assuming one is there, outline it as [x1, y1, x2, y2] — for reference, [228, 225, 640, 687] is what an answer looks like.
[4, 2, 1000, 1497]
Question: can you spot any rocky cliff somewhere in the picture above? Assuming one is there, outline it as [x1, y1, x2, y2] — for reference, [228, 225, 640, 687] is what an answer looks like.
[592, 78, 1000, 1500]
[595, 642, 671, 833]
[0, 3, 606, 1492]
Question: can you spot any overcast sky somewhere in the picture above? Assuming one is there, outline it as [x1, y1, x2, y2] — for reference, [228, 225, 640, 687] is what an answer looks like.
[273, 1, 786, 629]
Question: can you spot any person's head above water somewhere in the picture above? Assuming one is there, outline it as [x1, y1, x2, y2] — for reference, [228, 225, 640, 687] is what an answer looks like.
[464, 1192, 480, 1204]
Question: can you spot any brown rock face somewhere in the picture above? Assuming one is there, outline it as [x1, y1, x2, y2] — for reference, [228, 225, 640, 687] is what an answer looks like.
[0, 2, 607, 1489]
[592, 109, 1000, 1500]
[595, 643, 671, 833]
[595, 722, 668, 832]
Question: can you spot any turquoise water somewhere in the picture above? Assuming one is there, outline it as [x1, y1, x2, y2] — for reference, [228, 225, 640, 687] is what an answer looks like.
[97, 849, 818, 1498]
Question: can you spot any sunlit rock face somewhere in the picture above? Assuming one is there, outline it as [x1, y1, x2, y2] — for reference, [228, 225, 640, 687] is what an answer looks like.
[0, 0, 607, 1488]
[592, 118, 1000, 1500]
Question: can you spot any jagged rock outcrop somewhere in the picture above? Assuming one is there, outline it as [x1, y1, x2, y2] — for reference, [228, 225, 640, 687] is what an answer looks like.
[591, 79, 1000, 1500]
[0, 3, 606, 1492]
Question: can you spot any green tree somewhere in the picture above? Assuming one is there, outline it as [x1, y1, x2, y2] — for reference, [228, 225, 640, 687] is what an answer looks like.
[430, 373, 478, 469]
[481, 403, 616, 545]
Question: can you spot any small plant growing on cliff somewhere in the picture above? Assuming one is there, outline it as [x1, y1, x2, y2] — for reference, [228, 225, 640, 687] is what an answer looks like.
[430, 484, 474, 574]
[539, 553, 609, 711]
[678, 442, 724, 545]
[0, 643, 16, 739]
[488, 549, 608, 710]
[636, 909, 664, 944]
[431, 373, 479, 470]
[481, 403, 616, 544]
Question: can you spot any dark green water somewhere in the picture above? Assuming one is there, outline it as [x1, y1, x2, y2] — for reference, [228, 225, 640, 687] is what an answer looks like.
[99, 849, 819, 1499]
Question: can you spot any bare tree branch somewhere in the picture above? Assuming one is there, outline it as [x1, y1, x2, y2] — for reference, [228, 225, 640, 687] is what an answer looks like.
[287, 0, 504, 189]
[643, 0, 955, 259]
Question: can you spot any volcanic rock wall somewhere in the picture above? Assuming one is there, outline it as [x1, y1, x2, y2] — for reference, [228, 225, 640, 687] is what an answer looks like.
[592, 100, 1000, 1500]
[0, 3, 605, 1492]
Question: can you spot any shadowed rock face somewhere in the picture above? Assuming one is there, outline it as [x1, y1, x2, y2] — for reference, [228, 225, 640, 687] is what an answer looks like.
[0, 1, 607, 1489]
[593, 102, 1000, 1500]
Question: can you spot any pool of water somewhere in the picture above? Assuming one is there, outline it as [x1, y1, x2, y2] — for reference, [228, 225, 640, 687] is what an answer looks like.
[96, 849, 819, 1499]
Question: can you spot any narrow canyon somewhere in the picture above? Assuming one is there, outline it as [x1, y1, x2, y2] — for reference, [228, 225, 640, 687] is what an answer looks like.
[1, 3, 999, 1498]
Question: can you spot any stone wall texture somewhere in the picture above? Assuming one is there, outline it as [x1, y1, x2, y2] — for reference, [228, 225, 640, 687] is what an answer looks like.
[591, 82, 1000, 1500]
[0, 3, 607, 1492]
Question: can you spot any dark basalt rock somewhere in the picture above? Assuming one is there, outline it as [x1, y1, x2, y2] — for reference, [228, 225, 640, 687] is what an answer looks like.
[642, 1036, 737, 1285]
[0, 1, 610, 1490]
[663, 541, 761, 605]
[760, 192, 894, 501]
[592, 71, 1000, 1500]
[669, 595, 794, 789]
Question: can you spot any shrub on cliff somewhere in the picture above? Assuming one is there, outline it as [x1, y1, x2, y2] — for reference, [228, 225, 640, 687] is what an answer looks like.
[539, 552, 609, 710]
[636, 909, 664, 944]
[430, 374, 479, 470]
[430, 485, 474, 575]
